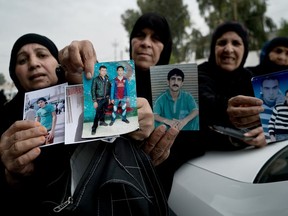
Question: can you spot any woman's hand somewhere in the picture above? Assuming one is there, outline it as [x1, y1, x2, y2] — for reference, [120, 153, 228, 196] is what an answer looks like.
[0, 121, 47, 185]
[142, 125, 179, 166]
[243, 126, 267, 148]
[128, 98, 154, 141]
[59, 40, 97, 83]
[227, 95, 263, 128]
[128, 97, 179, 166]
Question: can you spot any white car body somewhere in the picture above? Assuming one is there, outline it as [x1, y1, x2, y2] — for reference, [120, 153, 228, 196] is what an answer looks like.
[169, 140, 288, 216]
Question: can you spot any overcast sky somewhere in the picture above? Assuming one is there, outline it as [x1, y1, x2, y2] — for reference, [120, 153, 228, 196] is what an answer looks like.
[0, 0, 287, 83]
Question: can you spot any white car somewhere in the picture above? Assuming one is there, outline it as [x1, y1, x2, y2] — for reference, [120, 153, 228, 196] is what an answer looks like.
[168, 140, 288, 216]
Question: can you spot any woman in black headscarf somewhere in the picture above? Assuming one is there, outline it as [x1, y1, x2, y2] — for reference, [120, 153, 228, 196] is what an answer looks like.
[0, 33, 72, 214]
[0, 32, 167, 215]
[198, 21, 266, 150]
[0, 33, 66, 134]
[129, 12, 173, 106]
[129, 13, 205, 198]
[247, 36, 288, 76]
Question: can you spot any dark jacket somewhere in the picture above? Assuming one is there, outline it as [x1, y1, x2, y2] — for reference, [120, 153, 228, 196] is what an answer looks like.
[0, 69, 77, 215]
[198, 21, 254, 150]
[91, 75, 111, 101]
[130, 13, 205, 198]
[198, 61, 254, 150]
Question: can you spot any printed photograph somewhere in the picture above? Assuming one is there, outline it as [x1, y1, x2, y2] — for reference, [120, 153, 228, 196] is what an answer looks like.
[150, 63, 199, 131]
[23, 83, 67, 147]
[65, 84, 89, 144]
[252, 69, 288, 143]
[65, 84, 118, 144]
[82, 60, 139, 138]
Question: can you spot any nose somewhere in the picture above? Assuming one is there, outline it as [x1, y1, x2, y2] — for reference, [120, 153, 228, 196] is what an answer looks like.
[140, 35, 152, 47]
[28, 55, 40, 70]
[223, 43, 233, 53]
[277, 51, 288, 63]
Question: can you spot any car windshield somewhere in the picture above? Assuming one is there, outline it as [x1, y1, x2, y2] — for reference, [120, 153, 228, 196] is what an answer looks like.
[255, 145, 288, 183]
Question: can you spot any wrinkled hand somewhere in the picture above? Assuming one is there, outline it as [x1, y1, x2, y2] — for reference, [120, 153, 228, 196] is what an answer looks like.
[128, 98, 179, 166]
[164, 119, 180, 129]
[243, 126, 267, 148]
[59, 40, 97, 83]
[128, 98, 154, 141]
[0, 121, 47, 185]
[227, 95, 263, 128]
[142, 125, 179, 166]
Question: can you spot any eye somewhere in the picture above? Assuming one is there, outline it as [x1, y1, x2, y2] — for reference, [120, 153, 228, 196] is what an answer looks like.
[274, 48, 283, 54]
[152, 34, 161, 41]
[17, 56, 28, 65]
[216, 39, 227, 46]
[37, 51, 49, 59]
[134, 32, 145, 39]
[232, 40, 242, 47]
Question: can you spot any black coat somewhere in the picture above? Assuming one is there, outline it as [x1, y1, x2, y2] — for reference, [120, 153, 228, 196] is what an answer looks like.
[0, 71, 76, 214]
[198, 61, 254, 150]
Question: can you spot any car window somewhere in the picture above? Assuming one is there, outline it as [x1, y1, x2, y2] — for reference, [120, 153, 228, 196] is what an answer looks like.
[255, 145, 288, 183]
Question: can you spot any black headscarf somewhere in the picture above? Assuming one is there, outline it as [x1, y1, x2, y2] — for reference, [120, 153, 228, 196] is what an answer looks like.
[198, 21, 253, 150]
[0, 34, 72, 214]
[1, 33, 65, 135]
[254, 37, 288, 75]
[129, 12, 172, 66]
[9, 33, 60, 91]
[208, 21, 249, 69]
[129, 12, 172, 105]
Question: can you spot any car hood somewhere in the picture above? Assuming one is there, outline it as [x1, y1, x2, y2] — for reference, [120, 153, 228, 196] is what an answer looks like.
[187, 140, 288, 183]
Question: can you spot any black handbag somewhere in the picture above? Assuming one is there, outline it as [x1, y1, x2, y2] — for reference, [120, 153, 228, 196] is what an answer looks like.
[42, 136, 170, 216]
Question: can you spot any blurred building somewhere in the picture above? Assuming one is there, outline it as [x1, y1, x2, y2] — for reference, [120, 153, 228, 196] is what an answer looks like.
[0, 81, 17, 102]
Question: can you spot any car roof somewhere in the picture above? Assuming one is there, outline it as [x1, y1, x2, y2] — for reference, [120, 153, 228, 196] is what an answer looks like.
[186, 140, 288, 183]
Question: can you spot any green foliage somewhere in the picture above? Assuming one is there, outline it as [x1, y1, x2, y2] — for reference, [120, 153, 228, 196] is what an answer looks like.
[0, 73, 6, 85]
[196, 0, 277, 54]
[277, 19, 288, 37]
[121, 0, 287, 63]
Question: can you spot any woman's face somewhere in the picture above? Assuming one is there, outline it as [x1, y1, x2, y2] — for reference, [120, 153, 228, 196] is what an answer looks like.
[269, 46, 288, 66]
[215, 31, 245, 72]
[131, 28, 164, 71]
[15, 43, 58, 91]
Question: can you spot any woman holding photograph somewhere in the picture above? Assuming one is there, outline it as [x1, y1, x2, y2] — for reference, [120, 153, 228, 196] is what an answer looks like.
[226, 38, 288, 145]
[0, 33, 73, 214]
[0, 33, 164, 215]
[59, 13, 205, 199]
[128, 12, 205, 198]
[198, 21, 266, 150]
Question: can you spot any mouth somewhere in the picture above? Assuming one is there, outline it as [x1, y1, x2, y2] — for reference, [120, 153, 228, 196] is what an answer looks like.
[29, 73, 46, 81]
[137, 52, 152, 57]
[221, 56, 235, 62]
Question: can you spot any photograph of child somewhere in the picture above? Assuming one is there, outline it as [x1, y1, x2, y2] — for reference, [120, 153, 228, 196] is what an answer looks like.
[82, 60, 139, 138]
[150, 63, 199, 131]
[23, 83, 67, 146]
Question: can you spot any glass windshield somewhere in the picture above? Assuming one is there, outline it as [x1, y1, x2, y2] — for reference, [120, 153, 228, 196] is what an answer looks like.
[254, 145, 288, 183]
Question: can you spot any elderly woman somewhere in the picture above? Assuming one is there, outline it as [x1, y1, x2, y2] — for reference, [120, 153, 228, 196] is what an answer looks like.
[0, 33, 72, 214]
[0, 33, 159, 215]
[129, 12, 205, 197]
[198, 21, 266, 150]
[227, 38, 288, 142]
